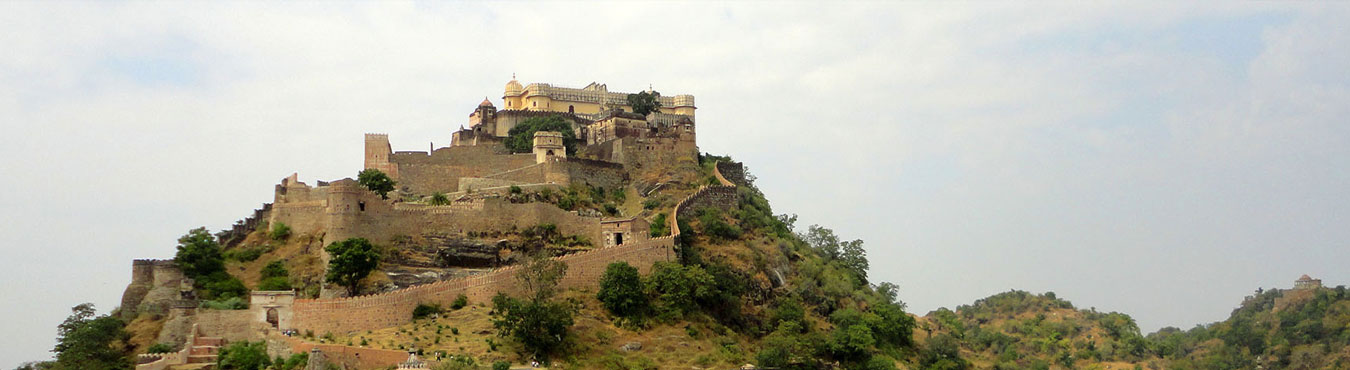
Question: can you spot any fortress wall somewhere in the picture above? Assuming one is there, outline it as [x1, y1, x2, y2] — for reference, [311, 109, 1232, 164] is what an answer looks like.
[715, 162, 746, 187]
[559, 159, 628, 190]
[121, 260, 187, 319]
[290, 236, 675, 335]
[345, 200, 602, 246]
[480, 162, 549, 184]
[389, 146, 537, 194]
[458, 177, 527, 191]
[270, 202, 327, 235]
[192, 309, 259, 342]
[620, 136, 698, 170]
[675, 185, 739, 220]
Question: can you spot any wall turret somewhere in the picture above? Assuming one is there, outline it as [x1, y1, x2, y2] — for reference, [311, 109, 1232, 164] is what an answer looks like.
[364, 133, 398, 178]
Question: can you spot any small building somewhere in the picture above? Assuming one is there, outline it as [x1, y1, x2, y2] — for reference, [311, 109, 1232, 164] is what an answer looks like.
[1295, 274, 1322, 290]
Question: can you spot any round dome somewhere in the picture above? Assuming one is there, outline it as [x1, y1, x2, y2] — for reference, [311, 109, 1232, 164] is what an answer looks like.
[504, 79, 523, 97]
[479, 97, 494, 107]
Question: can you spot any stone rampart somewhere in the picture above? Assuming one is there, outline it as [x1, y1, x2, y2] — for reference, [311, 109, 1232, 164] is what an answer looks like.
[121, 260, 186, 319]
[193, 309, 261, 342]
[715, 162, 746, 187]
[387, 146, 537, 195]
[285, 162, 739, 335]
[290, 235, 675, 335]
[219, 203, 272, 248]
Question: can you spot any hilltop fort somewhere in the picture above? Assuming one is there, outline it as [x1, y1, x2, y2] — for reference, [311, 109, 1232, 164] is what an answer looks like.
[121, 79, 745, 369]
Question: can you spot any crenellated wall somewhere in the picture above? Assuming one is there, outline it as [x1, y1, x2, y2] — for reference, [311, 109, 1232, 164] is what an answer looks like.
[285, 161, 743, 336]
[120, 260, 187, 319]
[290, 235, 676, 335]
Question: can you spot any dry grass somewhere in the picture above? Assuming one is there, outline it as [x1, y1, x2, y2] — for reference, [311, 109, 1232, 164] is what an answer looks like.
[125, 313, 167, 354]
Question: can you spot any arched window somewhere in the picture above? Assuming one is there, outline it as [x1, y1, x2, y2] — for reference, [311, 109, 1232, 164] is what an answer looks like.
[569, 105, 574, 113]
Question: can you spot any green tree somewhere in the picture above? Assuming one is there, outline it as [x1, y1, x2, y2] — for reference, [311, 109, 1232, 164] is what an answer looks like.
[490, 253, 575, 363]
[216, 341, 271, 370]
[174, 227, 225, 281]
[597, 262, 649, 320]
[51, 303, 131, 370]
[516, 252, 568, 302]
[626, 91, 662, 116]
[325, 238, 381, 296]
[503, 115, 578, 155]
[356, 169, 396, 199]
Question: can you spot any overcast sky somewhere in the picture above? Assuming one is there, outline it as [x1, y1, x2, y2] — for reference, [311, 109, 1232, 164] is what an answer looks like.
[2, 2, 1348, 366]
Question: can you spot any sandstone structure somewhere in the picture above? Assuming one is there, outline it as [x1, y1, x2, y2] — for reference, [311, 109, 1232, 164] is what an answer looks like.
[122, 79, 739, 369]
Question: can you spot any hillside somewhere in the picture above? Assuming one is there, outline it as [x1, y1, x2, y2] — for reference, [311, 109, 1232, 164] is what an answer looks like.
[912, 282, 1350, 370]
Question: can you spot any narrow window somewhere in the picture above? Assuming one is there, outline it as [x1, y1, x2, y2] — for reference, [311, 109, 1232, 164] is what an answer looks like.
[358, 201, 365, 212]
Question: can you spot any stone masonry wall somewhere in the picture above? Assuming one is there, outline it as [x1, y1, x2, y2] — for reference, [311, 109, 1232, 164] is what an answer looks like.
[290, 235, 676, 335]
[389, 146, 536, 195]
[715, 162, 746, 187]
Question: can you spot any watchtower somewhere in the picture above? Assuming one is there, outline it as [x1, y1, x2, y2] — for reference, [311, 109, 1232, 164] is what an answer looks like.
[533, 131, 566, 164]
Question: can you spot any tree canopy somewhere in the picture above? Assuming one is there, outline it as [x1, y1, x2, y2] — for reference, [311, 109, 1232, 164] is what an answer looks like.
[51, 303, 131, 370]
[492, 253, 575, 363]
[325, 238, 381, 296]
[174, 227, 246, 300]
[504, 115, 578, 155]
[356, 168, 396, 199]
[626, 91, 662, 116]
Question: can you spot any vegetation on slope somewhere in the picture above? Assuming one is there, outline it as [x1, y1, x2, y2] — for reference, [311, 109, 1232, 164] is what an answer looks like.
[1148, 285, 1350, 369]
[504, 115, 578, 155]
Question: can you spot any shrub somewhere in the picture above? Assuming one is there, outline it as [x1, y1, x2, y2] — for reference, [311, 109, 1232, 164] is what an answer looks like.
[429, 193, 451, 206]
[217, 341, 270, 370]
[201, 297, 248, 310]
[225, 247, 265, 262]
[698, 208, 741, 241]
[257, 277, 291, 291]
[269, 222, 291, 241]
[451, 294, 468, 310]
[642, 198, 661, 210]
[509, 185, 523, 194]
[493, 361, 510, 370]
[649, 213, 670, 237]
[604, 204, 620, 216]
[413, 303, 443, 320]
[145, 342, 175, 354]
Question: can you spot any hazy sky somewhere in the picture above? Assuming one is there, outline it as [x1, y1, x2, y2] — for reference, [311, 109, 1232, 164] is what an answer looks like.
[2, 2, 1348, 367]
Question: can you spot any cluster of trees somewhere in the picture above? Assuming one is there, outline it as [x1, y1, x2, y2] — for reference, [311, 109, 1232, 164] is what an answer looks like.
[1149, 285, 1350, 369]
[175, 227, 248, 303]
[597, 260, 745, 328]
[626, 91, 662, 116]
[213, 341, 309, 370]
[503, 115, 578, 155]
[39, 303, 133, 370]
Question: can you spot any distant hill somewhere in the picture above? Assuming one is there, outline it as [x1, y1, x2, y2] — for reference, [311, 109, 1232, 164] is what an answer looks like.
[915, 282, 1350, 370]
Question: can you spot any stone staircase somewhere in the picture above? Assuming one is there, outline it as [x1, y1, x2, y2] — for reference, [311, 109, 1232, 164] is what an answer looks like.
[186, 336, 224, 364]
